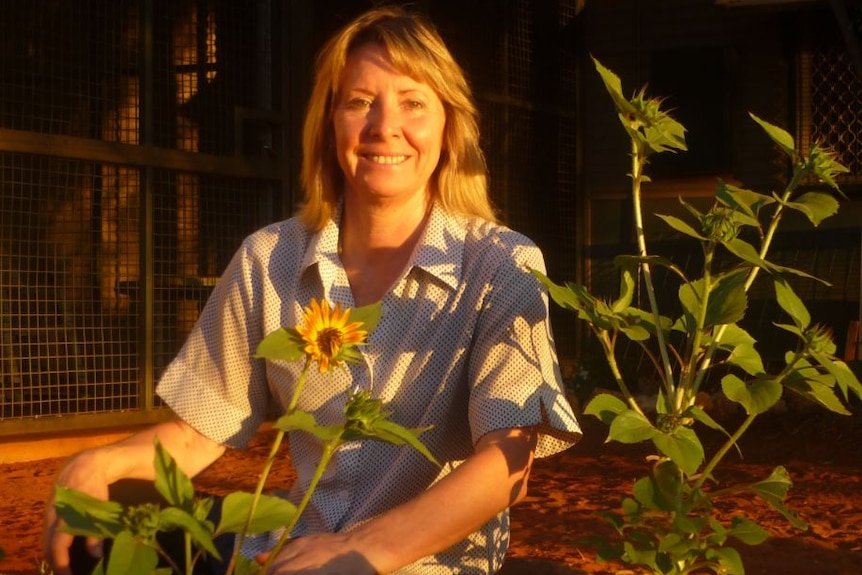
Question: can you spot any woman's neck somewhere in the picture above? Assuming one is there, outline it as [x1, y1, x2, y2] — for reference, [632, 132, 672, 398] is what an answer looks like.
[341, 193, 430, 253]
[339, 193, 431, 306]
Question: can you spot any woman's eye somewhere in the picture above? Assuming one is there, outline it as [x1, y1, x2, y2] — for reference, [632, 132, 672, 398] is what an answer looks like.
[345, 98, 372, 110]
[404, 100, 425, 110]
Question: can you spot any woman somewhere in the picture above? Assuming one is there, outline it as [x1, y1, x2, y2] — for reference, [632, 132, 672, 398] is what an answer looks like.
[44, 6, 581, 575]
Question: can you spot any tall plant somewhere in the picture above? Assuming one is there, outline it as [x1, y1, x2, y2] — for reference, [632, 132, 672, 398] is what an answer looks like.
[532, 58, 862, 575]
[54, 298, 438, 575]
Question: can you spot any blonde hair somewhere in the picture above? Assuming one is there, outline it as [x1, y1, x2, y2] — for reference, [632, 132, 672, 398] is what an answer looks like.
[298, 5, 496, 230]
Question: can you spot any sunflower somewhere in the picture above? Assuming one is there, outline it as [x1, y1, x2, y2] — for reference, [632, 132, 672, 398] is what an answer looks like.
[296, 298, 368, 372]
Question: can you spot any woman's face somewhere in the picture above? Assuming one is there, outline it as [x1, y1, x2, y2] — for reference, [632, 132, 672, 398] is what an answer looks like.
[332, 43, 446, 207]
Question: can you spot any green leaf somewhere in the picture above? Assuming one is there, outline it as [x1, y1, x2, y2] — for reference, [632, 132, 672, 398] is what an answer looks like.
[707, 517, 729, 545]
[652, 426, 704, 476]
[158, 506, 220, 559]
[622, 541, 660, 572]
[349, 301, 383, 334]
[723, 237, 766, 269]
[592, 57, 639, 123]
[717, 181, 774, 219]
[833, 359, 862, 402]
[705, 271, 748, 327]
[657, 532, 684, 554]
[529, 268, 588, 314]
[153, 438, 195, 511]
[749, 466, 809, 530]
[809, 353, 862, 403]
[728, 516, 770, 545]
[726, 343, 766, 377]
[583, 393, 628, 425]
[774, 278, 810, 329]
[632, 476, 661, 510]
[784, 373, 851, 415]
[656, 214, 706, 240]
[105, 531, 159, 575]
[721, 374, 782, 415]
[253, 327, 306, 362]
[678, 271, 747, 331]
[750, 112, 795, 157]
[652, 459, 684, 512]
[785, 191, 840, 226]
[705, 546, 745, 575]
[273, 409, 343, 441]
[217, 492, 297, 535]
[618, 306, 673, 341]
[608, 409, 657, 444]
[612, 259, 637, 312]
[193, 496, 215, 523]
[686, 405, 741, 458]
[365, 420, 440, 466]
[54, 485, 125, 539]
[235, 554, 263, 575]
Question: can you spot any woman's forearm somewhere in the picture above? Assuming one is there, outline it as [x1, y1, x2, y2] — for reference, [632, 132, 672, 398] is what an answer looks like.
[74, 417, 226, 484]
[348, 426, 538, 574]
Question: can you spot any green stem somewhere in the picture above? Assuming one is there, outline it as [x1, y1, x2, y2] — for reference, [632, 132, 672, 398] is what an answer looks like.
[678, 245, 715, 411]
[152, 542, 183, 575]
[631, 143, 676, 399]
[225, 358, 311, 575]
[260, 435, 343, 573]
[692, 176, 800, 395]
[693, 412, 756, 492]
[185, 532, 194, 575]
[288, 357, 313, 412]
[598, 329, 647, 417]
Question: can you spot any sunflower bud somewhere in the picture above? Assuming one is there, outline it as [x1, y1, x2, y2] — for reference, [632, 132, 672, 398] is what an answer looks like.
[804, 323, 836, 355]
[344, 390, 388, 432]
[702, 206, 739, 243]
[123, 503, 162, 540]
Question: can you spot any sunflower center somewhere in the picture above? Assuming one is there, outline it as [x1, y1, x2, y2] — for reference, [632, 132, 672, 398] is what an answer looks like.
[316, 327, 343, 358]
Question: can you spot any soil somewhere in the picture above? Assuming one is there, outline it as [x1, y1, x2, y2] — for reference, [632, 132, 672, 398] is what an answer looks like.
[1, 408, 860, 575]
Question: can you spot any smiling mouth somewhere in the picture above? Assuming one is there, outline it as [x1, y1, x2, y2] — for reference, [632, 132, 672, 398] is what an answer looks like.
[364, 154, 408, 165]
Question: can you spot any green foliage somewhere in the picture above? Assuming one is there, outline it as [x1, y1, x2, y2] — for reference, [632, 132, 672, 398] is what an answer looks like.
[535, 57, 862, 574]
[54, 299, 438, 575]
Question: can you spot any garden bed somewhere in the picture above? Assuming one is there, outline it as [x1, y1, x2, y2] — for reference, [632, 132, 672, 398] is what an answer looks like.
[1, 409, 860, 575]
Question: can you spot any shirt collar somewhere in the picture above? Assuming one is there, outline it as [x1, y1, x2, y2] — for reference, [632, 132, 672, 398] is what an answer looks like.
[300, 201, 466, 292]
[411, 203, 465, 291]
[300, 204, 342, 293]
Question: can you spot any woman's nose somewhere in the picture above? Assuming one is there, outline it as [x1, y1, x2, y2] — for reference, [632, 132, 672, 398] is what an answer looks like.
[367, 102, 400, 139]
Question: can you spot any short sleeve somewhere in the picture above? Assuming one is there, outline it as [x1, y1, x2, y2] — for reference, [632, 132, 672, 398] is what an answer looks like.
[156, 240, 270, 448]
[467, 236, 581, 458]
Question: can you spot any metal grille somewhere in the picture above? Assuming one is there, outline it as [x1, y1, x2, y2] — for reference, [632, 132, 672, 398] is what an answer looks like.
[0, 0, 282, 430]
[810, 47, 862, 181]
[149, 172, 274, 383]
[0, 153, 139, 418]
[436, 0, 582, 357]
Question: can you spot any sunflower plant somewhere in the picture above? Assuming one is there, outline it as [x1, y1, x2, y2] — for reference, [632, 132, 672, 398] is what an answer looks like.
[532, 58, 862, 575]
[55, 298, 438, 575]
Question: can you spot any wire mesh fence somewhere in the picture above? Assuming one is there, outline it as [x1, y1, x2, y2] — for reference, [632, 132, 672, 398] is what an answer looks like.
[0, 0, 282, 430]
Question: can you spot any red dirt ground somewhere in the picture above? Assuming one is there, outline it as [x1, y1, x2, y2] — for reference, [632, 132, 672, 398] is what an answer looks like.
[1, 409, 860, 575]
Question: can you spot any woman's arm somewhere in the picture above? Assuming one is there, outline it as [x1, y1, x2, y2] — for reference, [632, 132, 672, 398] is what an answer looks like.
[43, 417, 226, 575]
[260, 426, 538, 574]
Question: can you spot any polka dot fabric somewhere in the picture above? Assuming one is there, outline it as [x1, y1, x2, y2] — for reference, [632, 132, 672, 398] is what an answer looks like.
[156, 203, 582, 574]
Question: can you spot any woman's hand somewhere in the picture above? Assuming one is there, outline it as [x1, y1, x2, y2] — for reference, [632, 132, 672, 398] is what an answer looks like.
[256, 534, 378, 575]
[42, 450, 111, 575]
[41, 419, 226, 575]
